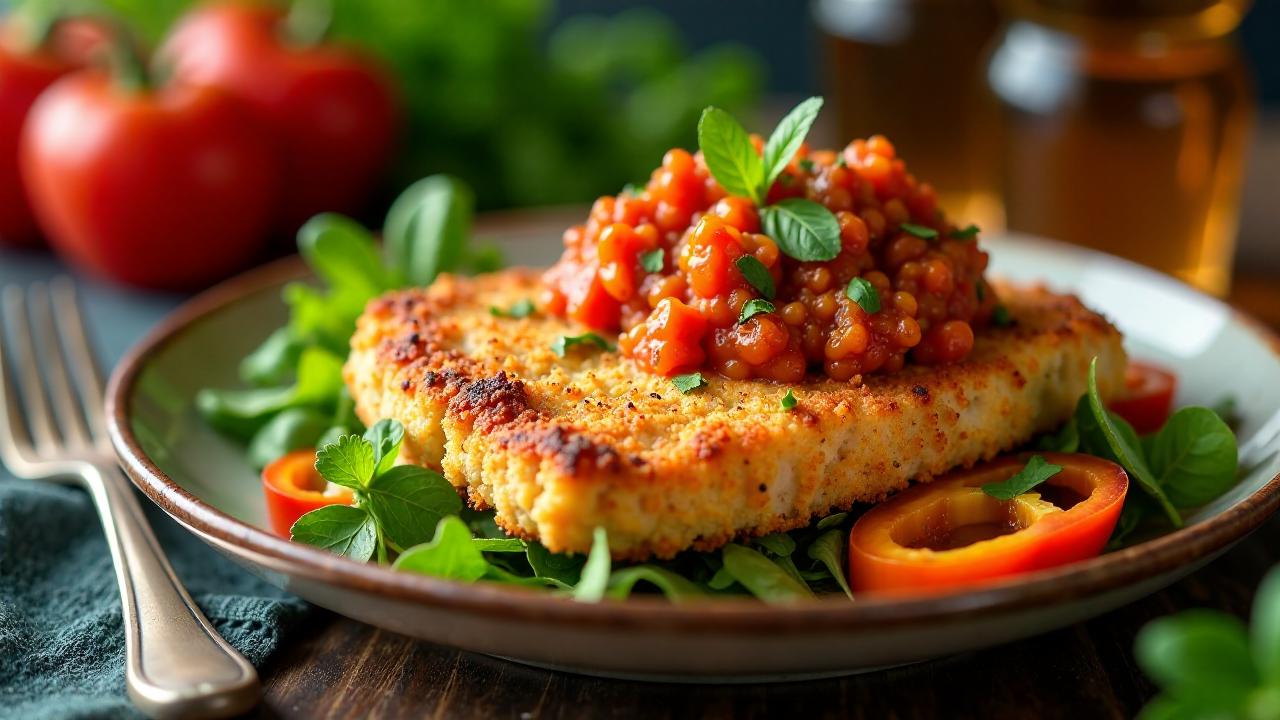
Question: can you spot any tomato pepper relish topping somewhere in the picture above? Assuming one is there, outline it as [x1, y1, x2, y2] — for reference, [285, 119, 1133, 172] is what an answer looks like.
[541, 103, 998, 383]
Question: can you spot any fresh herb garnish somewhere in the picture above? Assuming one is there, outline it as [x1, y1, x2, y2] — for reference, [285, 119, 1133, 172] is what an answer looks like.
[392, 516, 489, 581]
[993, 305, 1013, 327]
[739, 298, 775, 324]
[640, 248, 664, 273]
[951, 224, 981, 239]
[552, 333, 614, 357]
[845, 277, 881, 314]
[981, 455, 1064, 500]
[807, 529, 853, 599]
[900, 223, 938, 240]
[697, 106, 766, 205]
[672, 372, 707, 394]
[759, 199, 842, 262]
[721, 543, 813, 603]
[735, 255, 776, 299]
[490, 298, 535, 318]
[762, 96, 823, 191]
[780, 389, 798, 411]
[573, 528, 612, 602]
[1147, 407, 1238, 508]
[798, 158, 815, 173]
[290, 505, 378, 562]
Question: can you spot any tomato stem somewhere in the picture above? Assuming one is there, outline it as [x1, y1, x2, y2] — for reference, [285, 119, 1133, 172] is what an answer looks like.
[282, 0, 332, 47]
[106, 25, 150, 92]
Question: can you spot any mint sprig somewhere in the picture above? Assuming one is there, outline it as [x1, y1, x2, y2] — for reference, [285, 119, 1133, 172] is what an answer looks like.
[981, 455, 1063, 500]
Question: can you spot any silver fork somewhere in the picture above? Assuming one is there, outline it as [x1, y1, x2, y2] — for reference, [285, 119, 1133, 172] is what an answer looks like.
[0, 279, 260, 719]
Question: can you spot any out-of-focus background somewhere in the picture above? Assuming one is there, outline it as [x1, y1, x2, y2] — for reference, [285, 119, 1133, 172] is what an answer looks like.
[0, 0, 1276, 311]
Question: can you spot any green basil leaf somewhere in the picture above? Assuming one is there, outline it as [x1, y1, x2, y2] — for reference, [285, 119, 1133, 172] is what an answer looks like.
[526, 542, 586, 585]
[900, 222, 938, 240]
[721, 543, 813, 603]
[247, 407, 330, 470]
[672, 372, 707, 394]
[762, 96, 823, 191]
[472, 537, 526, 553]
[363, 419, 406, 477]
[697, 106, 765, 204]
[552, 333, 614, 357]
[290, 505, 377, 562]
[239, 327, 303, 386]
[393, 516, 489, 582]
[738, 298, 775, 324]
[297, 213, 390, 302]
[734, 255, 776, 299]
[753, 533, 796, 557]
[1135, 610, 1257, 706]
[1148, 407, 1238, 509]
[780, 389, 797, 411]
[641, 249, 664, 273]
[606, 565, 705, 601]
[1252, 567, 1280, 685]
[574, 528, 612, 602]
[383, 174, 474, 287]
[315, 434, 376, 490]
[364, 465, 463, 550]
[807, 529, 853, 599]
[759, 198, 841, 262]
[981, 455, 1064, 501]
[845, 277, 881, 314]
[1085, 359, 1181, 525]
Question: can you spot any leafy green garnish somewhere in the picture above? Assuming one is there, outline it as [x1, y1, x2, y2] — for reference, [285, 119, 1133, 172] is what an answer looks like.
[641, 248, 665, 273]
[816, 512, 849, 530]
[900, 223, 938, 240]
[738, 298, 775, 324]
[314, 434, 376, 490]
[245, 407, 330, 471]
[798, 158, 815, 173]
[981, 455, 1063, 501]
[993, 305, 1013, 327]
[1147, 407, 1238, 508]
[573, 528, 612, 602]
[383, 174, 474, 287]
[526, 541, 587, 585]
[845, 277, 881, 314]
[951, 224, 981, 239]
[721, 544, 813, 603]
[364, 466, 463, 550]
[807, 529, 853, 599]
[697, 106, 765, 205]
[364, 418, 405, 476]
[606, 565, 705, 601]
[759, 199, 841, 262]
[290, 505, 378, 562]
[490, 298, 536, 318]
[780, 389, 798, 411]
[734, 255, 776, 299]
[762, 96, 823, 191]
[196, 347, 345, 441]
[552, 333, 614, 357]
[672, 372, 707, 394]
[392, 516, 489, 582]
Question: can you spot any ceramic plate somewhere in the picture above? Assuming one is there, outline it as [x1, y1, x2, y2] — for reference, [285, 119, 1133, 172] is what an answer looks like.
[106, 212, 1280, 681]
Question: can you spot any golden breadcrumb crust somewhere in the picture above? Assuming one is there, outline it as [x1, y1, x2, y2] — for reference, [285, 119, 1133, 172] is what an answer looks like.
[345, 270, 1126, 560]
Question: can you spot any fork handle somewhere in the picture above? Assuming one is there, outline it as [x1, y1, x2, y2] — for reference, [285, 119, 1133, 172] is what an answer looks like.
[86, 462, 261, 719]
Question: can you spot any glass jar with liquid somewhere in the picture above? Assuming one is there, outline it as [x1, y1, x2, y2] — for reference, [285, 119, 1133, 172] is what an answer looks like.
[988, 0, 1255, 295]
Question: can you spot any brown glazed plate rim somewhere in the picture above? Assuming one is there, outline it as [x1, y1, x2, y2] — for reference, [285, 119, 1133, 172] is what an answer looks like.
[105, 228, 1280, 635]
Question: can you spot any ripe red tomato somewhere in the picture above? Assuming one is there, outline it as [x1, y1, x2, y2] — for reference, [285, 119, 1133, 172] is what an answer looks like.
[20, 71, 280, 289]
[1109, 361, 1177, 435]
[0, 43, 68, 247]
[160, 3, 399, 234]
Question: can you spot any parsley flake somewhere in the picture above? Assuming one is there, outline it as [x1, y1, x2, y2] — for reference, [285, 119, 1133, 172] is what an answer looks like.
[981, 455, 1063, 500]
[845, 277, 881, 314]
[900, 223, 938, 240]
[672, 372, 707, 394]
[552, 333, 614, 357]
[993, 305, 1013, 327]
[490, 298, 535, 318]
[780, 389, 797, 411]
[798, 158, 815, 173]
[951, 224, 980, 240]
[738, 298, 775, 324]
[641, 249, 664, 273]
[735, 255, 776, 299]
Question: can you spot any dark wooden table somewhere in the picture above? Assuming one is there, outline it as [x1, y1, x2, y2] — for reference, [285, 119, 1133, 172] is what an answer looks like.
[253, 512, 1277, 719]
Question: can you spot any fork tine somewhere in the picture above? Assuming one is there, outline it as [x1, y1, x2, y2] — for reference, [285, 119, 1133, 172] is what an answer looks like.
[2, 286, 58, 452]
[27, 283, 91, 449]
[49, 277, 108, 444]
[0, 290, 37, 470]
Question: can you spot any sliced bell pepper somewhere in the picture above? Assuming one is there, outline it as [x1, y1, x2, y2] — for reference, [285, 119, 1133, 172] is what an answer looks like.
[262, 448, 355, 537]
[848, 452, 1128, 595]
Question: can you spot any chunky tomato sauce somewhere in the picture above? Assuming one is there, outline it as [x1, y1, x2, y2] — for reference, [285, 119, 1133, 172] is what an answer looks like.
[541, 136, 998, 382]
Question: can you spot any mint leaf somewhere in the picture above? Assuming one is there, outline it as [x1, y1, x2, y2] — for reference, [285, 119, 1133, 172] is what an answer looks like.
[762, 96, 823, 192]
[393, 516, 489, 582]
[606, 565, 705, 601]
[551, 333, 614, 357]
[807, 529, 853, 599]
[490, 298, 535, 318]
[1148, 407, 1238, 508]
[641, 249, 664, 273]
[738, 298, 775, 324]
[364, 465, 463, 550]
[760, 198, 841, 262]
[314, 434, 376, 490]
[363, 418, 405, 476]
[291, 505, 377, 562]
[698, 106, 765, 204]
[780, 389, 797, 410]
[900, 222, 938, 240]
[672, 372, 707, 394]
[951, 224, 981, 240]
[382, 174, 474, 286]
[981, 455, 1064, 500]
[574, 527, 612, 602]
[845, 277, 881, 314]
[734, 255, 775, 299]
[721, 543, 812, 603]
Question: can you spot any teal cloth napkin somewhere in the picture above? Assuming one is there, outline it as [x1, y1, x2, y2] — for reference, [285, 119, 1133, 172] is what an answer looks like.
[0, 251, 311, 720]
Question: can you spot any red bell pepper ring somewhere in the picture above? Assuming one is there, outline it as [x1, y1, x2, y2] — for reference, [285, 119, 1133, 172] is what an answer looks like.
[848, 453, 1128, 595]
[262, 449, 354, 537]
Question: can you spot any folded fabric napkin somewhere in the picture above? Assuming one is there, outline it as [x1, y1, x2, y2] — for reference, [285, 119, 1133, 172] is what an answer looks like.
[0, 476, 310, 720]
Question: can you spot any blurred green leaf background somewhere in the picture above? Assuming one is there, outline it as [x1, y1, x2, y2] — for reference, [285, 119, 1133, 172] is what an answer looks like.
[93, 0, 763, 210]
